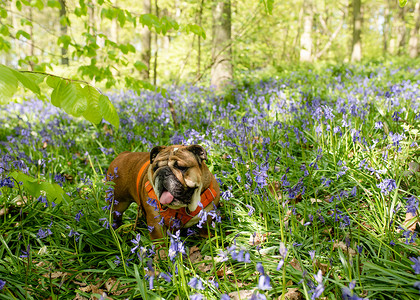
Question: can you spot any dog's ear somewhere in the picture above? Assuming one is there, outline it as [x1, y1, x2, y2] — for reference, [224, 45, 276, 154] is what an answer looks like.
[186, 144, 208, 162]
[150, 146, 166, 163]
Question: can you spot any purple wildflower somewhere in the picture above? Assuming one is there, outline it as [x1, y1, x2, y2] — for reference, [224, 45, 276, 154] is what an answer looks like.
[246, 204, 255, 216]
[37, 228, 52, 239]
[188, 277, 205, 290]
[131, 233, 141, 253]
[99, 218, 110, 229]
[75, 210, 83, 222]
[376, 178, 396, 195]
[0, 280, 5, 290]
[190, 294, 203, 300]
[409, 257, 420, 274]
[160, 272, 172, 282]
[405, 195, 418, 215]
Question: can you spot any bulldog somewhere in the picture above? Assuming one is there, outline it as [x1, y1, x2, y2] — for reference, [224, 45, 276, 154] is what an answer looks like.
[107, 144, 220, 240]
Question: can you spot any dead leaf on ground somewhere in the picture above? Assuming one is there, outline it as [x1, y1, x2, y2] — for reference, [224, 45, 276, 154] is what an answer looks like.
[74, 295, 88, 300]
[333, 241, 356, 256]
[403, 212, 419, 232]
[228, 289, 255, 300]
[289, 258, 302, 272]
[42, 271, 68, 279]
[316, 261, 330, 275]
[216, 266, 233, 277]
[279, 287, 303, 300]
[248, 232, 269, 246]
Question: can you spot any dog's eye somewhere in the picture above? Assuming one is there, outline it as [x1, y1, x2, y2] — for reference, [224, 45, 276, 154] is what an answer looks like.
[174, 162, 188, 172]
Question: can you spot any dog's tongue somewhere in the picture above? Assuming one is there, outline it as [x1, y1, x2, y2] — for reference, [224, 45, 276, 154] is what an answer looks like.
[160, 191, 174, 205]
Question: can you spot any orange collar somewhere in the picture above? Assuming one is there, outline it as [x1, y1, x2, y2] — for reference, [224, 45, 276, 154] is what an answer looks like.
[136, 160, 217, 228]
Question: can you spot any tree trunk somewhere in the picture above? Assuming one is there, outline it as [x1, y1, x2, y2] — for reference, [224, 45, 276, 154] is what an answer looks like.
[351, 0, 362, 62]
[211, 0, 232, 91]
[110, 0, 118, 42]
[409, 2, 420, 58]
[396, 6, 406, 55]
[58, 0, 69, 65]
[197, 0, 204, 76]
[383, 0, 390, 55]
[140, 0, 151, 80]
[153, 0, 159, 86]
[27, 6, 35, 70]
[300, 0, 313, 62]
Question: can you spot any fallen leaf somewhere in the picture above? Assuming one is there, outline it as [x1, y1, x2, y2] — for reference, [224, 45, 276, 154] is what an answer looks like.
[228, 289, 255, 300]
[334, 241, 356, 256]
[289, 258, 302, 272]
[248, 232, 269, 246]
[279, 287, 303, 300]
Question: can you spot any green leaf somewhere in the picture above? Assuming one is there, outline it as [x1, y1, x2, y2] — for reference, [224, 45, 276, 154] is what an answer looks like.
[47, 0, 62, 9]
[51, 80, 87, 117]
[99, 94, 119, 129]
[399, 0, 408, 7]
[46, 75, 61, 88]
[185, 24, 206, 39]
[16, 30, 30, 40]
[0, 25, 10, 36]
[57, 35, 72, 49]
[82, 85, 102, 124]
[117, 9, 126, 27]
[10, 69, 41, 95]
[0, 64, 18, 104]
[15, 1, 22, 11]
[10, 171, 68, 204]
[134, 61, 147, 72]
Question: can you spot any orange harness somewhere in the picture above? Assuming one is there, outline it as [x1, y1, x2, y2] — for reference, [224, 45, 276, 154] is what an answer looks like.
[136, 160, 216, 228]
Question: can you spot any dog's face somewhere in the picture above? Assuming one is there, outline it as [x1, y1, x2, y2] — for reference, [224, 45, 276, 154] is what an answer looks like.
[148, 145, 208, 212]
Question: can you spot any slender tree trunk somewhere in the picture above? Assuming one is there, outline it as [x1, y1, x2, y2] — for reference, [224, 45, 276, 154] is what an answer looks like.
[110, 0, 118, 42]
[28, 6, 35, 70]
[197, 0, 204, 76]
[140, 0, 151, 80]
[409, 2, 420, 58]
[396, 6, 406, 55]
[383, 0, 390, 55]
[153, 0, 159, 86]
[211, 0, 232, 91]
[300, 0, 313, 62]
[58, 0, 69, 65]
[351, 0, 362, 62]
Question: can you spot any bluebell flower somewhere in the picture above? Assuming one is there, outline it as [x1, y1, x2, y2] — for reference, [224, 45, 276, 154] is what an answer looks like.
[159, 272, 172, 283]
[190, 294, 203, 300]
[168, 230, 186, 261]
[250, 292, 267, 300]
[342, 280, 367, 299]
[221, 294, 230, 300]
[245, 204, 255, 216]
[114, 256, 121, 266]
[258, 274, 271, 290]
[37, 195, 48, 207]
[0, 280, 5, 290]
[148, 275, 155, 290]
[405, 195, 418, 215]
[20, 244, 30, 258]
[310, 270, 324, 299]
[376, 178, 396, 195]
[147, 198, 159, 211]
[131, 233, 141, 253]
[75, 210, 83, 222]
[37, 228, 52, 239]
[188, 277, 205, 290]
[409, 256, 420, 274]
[309, 250, 315, 260]
[99, 218, 110, 229]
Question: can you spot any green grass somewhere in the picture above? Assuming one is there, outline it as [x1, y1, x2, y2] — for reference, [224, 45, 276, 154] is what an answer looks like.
[0, 62, 419, 299]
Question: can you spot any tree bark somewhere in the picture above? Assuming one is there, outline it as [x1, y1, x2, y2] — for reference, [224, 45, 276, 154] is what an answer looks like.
[383, 0, 390, 55]
[153, 0, 159, 86]
[300, 0, 313, 62]
[140, 0, 151, 80]
[396, 6, 406, 55]
[409, 2, 420, 58]
[197, 0, 204, 76]
[211, 0, 232, 91]
[58, 0, 69, 65]
[351, 0, 362, 62]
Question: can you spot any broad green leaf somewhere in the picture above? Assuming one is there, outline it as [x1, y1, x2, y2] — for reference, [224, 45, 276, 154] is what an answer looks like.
[51, 80, 87, 117]
[15, 1, 22, 11]
[47, 0, 62, 9]
[399, 0, 408, 7]
[10, 171, 68, 204]
[10, 69, 40, 95]
[134, 61, 148, 72]
[0, 7, 8, 18]
[99, 94, 119, 129]
[117, 9, 126, 27]
[16, 30, 30, 40]
[185, 24, 206, 39]
[33, 0, 44, 10]
[82, 85, 102, 124]
[0, 25, 10, 36]
[264, 0, 274, 14]
[57, 35, 71, 49]
[0, 64, 18, 104]
[46, 75, 61, 88]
